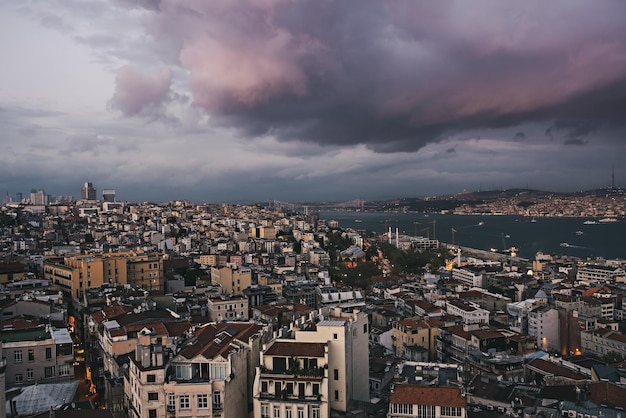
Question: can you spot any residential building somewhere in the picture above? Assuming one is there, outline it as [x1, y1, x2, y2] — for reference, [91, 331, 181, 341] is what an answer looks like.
[391, 319, 439, 361]
[445, 300, 489, 324]
[528, 307, 560, 352]
[576, 265, 625, 283]
[207, 294, 249, 322]
[125, 321, 270, 418]
[581, 328, 626, 358]
[0, 325, 74, 388]
[387, 384, 466, 418]
[44, 250, 164, 297]
[211, 265, 252, 295]
[253, 340, 329, 418]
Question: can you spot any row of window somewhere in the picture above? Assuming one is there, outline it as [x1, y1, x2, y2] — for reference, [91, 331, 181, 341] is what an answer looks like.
[165, 392, 222, 410]
[261, 381, 320, 397]
[260, 404, 320, 418]
[389, 404, 463, 417]
[14, 365, 70, 383]
[14, 348, 53, 363]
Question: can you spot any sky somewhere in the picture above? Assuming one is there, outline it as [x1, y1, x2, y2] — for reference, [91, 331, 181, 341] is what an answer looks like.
[1, 1, 626, 204]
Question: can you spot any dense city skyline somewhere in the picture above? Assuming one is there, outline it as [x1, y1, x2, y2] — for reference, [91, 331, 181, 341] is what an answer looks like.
[2, 1, 626, 203]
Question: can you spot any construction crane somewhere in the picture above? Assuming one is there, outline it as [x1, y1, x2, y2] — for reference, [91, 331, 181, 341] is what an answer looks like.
[451, 227, 457, 246]
[430, 220, 437, 241]
[420, 227, 430, 239]
[413, 221, 420, 236]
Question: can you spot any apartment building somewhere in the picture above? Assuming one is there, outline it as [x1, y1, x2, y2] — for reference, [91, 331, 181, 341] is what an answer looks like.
[296, 307, 367, 412]
[124, 322, 269, 418]
[44, 250, 164, 297]
[528, 307, 560, 352]
[387, 384, 466, 418]
[0, 325, 74, 388]
[445, 300, 489, 324]
[581, 328, 626, 358]
[576, 265, 625, 283]
[391, 319, 439, 361]
[211, 265, 252, 295]
[207, 295, 249, 322]
[451, 266, 485, 288]
[253, 340, 329, 418]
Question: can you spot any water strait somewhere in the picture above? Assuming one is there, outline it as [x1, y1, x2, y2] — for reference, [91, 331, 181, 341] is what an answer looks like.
[319, 211, 626, 260]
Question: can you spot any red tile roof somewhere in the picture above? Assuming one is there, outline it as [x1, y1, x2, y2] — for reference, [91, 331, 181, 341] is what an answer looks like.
[265, 341, 326, 358]
[390, 384, 466, 408]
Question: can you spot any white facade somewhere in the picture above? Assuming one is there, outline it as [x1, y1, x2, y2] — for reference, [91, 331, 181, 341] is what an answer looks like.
[528, 307, 560, 351]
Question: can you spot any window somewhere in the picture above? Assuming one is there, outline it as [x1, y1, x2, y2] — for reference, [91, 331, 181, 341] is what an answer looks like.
[58, 364, 71, 376]
[148, 410, 157, 418]
[261, 404, 270, 418]
[28, 349, 34, 361]
[312, 407, 320, 418]
[179, 395, 190, 409]
[333, 333, 338, 339]
[363, 323, 368, 333]
[273, 406, 281, 418]
[261, 381, 268, 393]
[334, 369, 339, 380]
[312, 383, 319, 396]
[441, 406, 462, 417]
[14, 350, 23, 363]
[286, 382, 293, 395]
[45, 347, 52, 360]
[15, 374, 23, 384]
[213, 391, 222, 410]
[297, 407, 304, 418]
[27, 369, 33, 381]
[298, 383, 305, 398]
[45, 366, 55, 378]
[167, 394, 175, 411]
[286, 408, 293, 418]
[148, 392, 158, 401]
[197, 394, 208, 409]
[147, 374, 156, 383]
[334, 390, 339, 401]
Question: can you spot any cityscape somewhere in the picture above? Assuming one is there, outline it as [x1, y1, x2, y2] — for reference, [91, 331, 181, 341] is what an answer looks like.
[3, 1, 626, 418]
[1, 181, 626, 418]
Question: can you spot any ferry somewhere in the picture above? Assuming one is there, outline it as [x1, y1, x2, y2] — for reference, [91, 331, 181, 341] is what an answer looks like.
[354, 219, 362, 223]
[575, 231, 584, 236]
[478, 221, 485, 226]
[560, 242, 571, 247]
[583, 220, 597, 225]
[599, 218, 618, 223]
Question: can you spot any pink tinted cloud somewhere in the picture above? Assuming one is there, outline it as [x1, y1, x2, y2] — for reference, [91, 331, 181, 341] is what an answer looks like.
[111, 66, 172, 116]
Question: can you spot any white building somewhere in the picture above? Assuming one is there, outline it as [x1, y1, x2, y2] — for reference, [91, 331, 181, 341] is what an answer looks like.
[528, 307, 560, 352]
[445, 300, 489, 325]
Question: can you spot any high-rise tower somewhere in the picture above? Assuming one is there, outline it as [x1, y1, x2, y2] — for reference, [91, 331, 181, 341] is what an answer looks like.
[81, 182, 96, 200]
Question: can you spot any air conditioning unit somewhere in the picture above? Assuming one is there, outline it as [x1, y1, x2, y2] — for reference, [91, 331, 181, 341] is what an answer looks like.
[567, 411, 576, 418]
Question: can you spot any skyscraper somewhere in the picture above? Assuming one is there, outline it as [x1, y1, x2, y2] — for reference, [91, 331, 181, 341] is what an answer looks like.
[81, 182, 96, 200]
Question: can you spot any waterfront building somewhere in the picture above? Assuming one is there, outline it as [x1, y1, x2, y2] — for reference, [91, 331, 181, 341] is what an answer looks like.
[581, 328, 626, 358]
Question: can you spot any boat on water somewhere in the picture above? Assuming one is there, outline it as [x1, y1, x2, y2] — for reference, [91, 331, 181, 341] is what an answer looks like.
[354, 219, 362, 223]
[599, 218, 618, 223]
[516, 218, 537, 223]
[583, 220, 597, 225]
[478, 221, 485, 226]
[575, 231, 584, 236]
[560, 242, 571, 247]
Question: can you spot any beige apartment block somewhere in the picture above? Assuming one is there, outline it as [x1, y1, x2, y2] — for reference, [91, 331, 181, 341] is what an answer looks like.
[211, 265, 252, 295]
[44, 250, 164, 297]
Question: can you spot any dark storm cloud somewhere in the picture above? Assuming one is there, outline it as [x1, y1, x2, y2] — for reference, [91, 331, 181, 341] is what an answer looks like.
[115, 0, 626, 152]
[513, 132, 526, 141]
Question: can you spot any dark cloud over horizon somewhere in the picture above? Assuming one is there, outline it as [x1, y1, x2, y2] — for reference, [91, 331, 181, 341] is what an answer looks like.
[111, 0, 626, 153]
